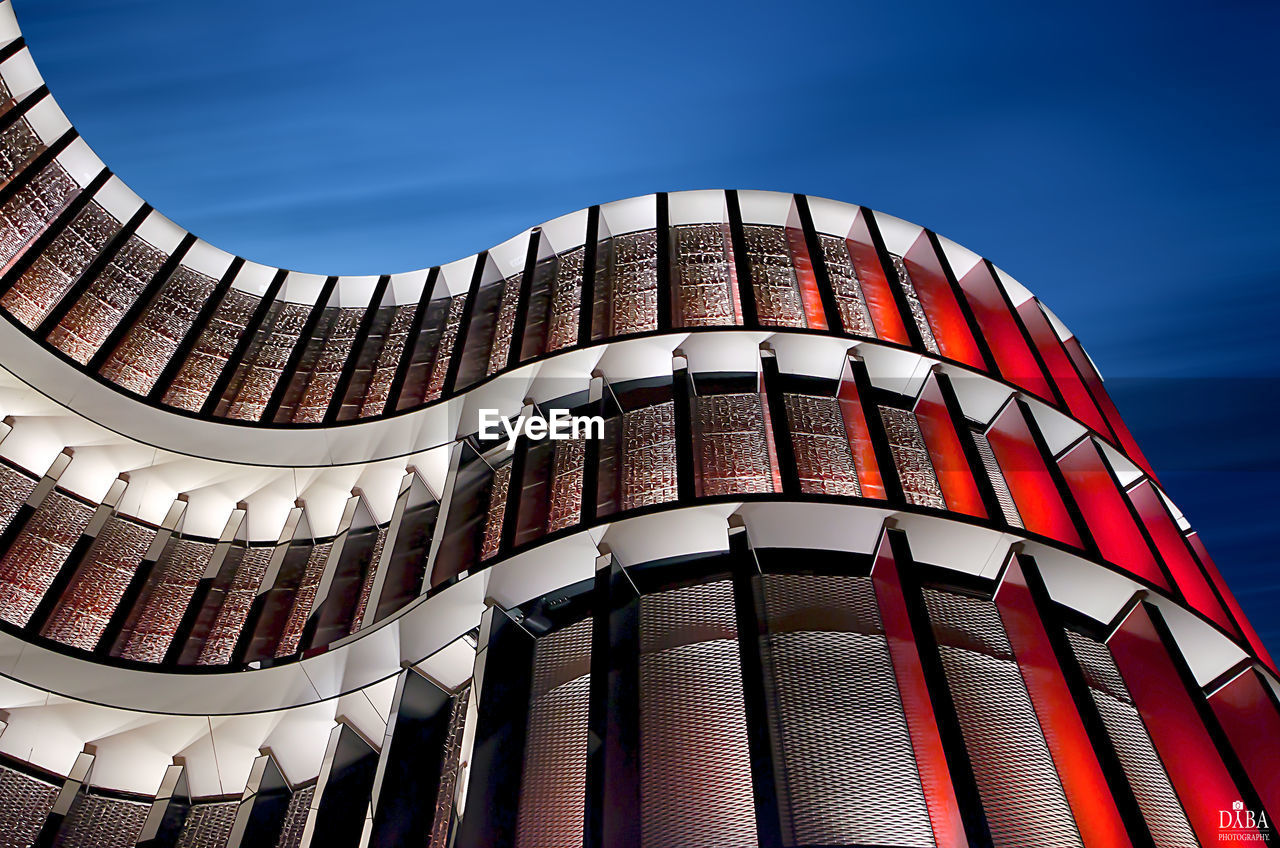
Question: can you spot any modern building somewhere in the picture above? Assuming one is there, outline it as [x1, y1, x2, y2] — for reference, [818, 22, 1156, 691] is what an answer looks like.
[0, 4, 1273, 848]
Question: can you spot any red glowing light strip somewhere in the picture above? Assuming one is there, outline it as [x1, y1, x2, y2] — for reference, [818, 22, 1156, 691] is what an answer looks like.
[1015, 299, 1113, 439]
[956, 261, 1055, 401]
[1208, 668, 1280, 816]
[903, 233, 985, 370]
[983, 402, 1082, 547]
[1060, 336, 1156, 481]
[848, 209, 910, 345]
[913, 374, 985, 518]
[785, 224, 827, 330]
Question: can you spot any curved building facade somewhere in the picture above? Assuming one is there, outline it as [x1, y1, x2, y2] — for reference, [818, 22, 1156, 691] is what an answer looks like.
[0, 4, 1272, 847]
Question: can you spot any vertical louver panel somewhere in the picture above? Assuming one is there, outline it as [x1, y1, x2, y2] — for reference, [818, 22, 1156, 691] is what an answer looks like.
[0, 464, 36, 534]
[275, 542, 331, 657]
[430, 689, 470, 848]
[889, 254, 940, 354]
[161, 288, 260, 412]
[117, 538, 213, 663]
[274, 305, 365, 423]
[0, 763, 59, 848]
[42, 515, 152, 651]
[480, 463, 510, 561]
[515, 618, 592, 848]
[621, 401, 677, 510]
[1065, 630, 1196, 848]
[783, 393, 861, 496]
[216, 301, 311, 421]
[273, 785, 314, 848]
[970, 429, 1023, 528]
[197, 545, 271, 665]
[424, 294, 467, 403]
[340, 302, 415, 419]
[0, 161, 78, 270]
[174, 801, 238, 848]
[0, 118, 43, 185]
[593, 230, 658, 338]
[760, 573, 934, 847]
[817, 233, 875, 336]
[547, 437, 585, 533]
[672, 223, 739, 328]
[546, 246, 584, 352]
[487, 273, 521, 375]
[348, 526, 388, 633]
[923, 589, 1083, 848]
[0, 490, 92, 627]
[879, 407, 946, 508]
[53, 794, 149, 848]
[693, 392, 776, 497]
[639, 580, 757, 848]
[743, 224, 805, 328]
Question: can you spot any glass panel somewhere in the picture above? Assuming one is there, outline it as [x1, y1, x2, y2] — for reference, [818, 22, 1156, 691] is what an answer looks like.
[161, 287, 260, 412]
[784, 393, 861, 496]
[275, 542, 332, 658]
[956, 260, 1054, 399]
[0, 117, 43, 186]
[671, 223, 740, 328]
[0, 160, 79, 272]
[214, 301, 311, 421]
[901, 234, 986, 368]
[878, 406, 945, 509]
[983, 403, 1082, 547]
[487, 272, 522, 375]
[742, 224, 805, 328]
[0, 489, 93, 627]
[115, 537, 213, 663]
[913, 375, 986, 518]
[397, 292, 466, 408]
[817, 233, 874, 337]
[273, 305, 365, 423]
[592, 230, 657, 339]
[196, 545, 272, 665]
[622, 400, 678, 510]
[338, 302, 414, 419]
[692, 390, 779, 497]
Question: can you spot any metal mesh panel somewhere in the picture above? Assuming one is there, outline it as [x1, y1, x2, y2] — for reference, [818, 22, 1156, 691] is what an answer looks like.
[621, 401, 678, 510]
[174, 800, 238, 848]
[743, 224, 805, 328]
[356, 303, 416, 418]
[595, 230, 658, 337]
[276, 542, 332, 657]
[923, 589, 1082, 848]
[221, 302, 311, 421]
[783, 393, 861, 497]
[99, 265, 219, 395]
[0, 490, 93, 627]
[890, 254, 940, 354]
[516, 619, 592, 848]
[760, 573, 934, 847]
[1066, 630, 1197, 848]
[672, 223, 739, 328]
[1, 200, 119, 329]
[547, 437, 585, 532]
[0, 465, 36, 534]
[430, 688, 470, 848]
[118, 538, 213, 663]
[694, 392, 775, 497]
[278, 305, 366, 423]
[43, 515, 153, 651]
[197, 546, 272, 665]
[47, 234, 166, 364]
[488, 274, 522, 375]
[971, 429, 1023, 528]
[0, 763, 58, 848]
[162, 288, 260, 412]
[879, 407, 946, 508]
[53, 794, 149, 848]
[273, 785, 314, 848]
[639, 581, 757, 848]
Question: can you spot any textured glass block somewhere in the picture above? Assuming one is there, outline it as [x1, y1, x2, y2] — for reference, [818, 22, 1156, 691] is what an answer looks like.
[275, 541, 332, 657]
[53, 793, 150, 848]
[890, 255, 940, 354]
[481, 463, 511, 560]
[0, 161, 79, 271]
[743, 224, 805, 328]
[162, 288, 260, 412]
[117, 538, 213, 663]
[878, 407, 946, 508]
[275, 306, 365, 423]
[197, 545, 272, 665]
[0, 119, 43, 185]
[1, 200, 120, 328]
[546, 246, 583, 352]
[98, 265, 218, 394]
[672, 223, 739, 328]
[1066, 630, 1198, 848]
[694, 392, 775, 497]
[621, 401, 678, 510]
[516, 619, 592, 848]
[971, 429, 1023, 528]
[547, 438, 585, 532]
[349, 303, 415, 418]
[0, 464, 37, 535]
[42, 515, 153, 651]
[174, 801, 238, 848]
[348, 526, 388, 634]
[488, 273, 522, 375]
[425, 294, 467, 402]
[924, 590, 1085, 848]
[219, 301, 311, 421]
[0, 763, 59, 848]
[760, 574, 933, 846]
[430, 689, 470, 848]
[593, 230, 658, 338]
[46, 232, 167, 364]
[818, 234, 875, 337]
[640, 581, 757, 848]
[784, 393, 861, 496]
[274, 785, 315, 848]
[0, 490, 93, 627]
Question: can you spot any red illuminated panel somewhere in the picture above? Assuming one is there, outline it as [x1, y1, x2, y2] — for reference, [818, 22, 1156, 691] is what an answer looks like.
[837, 365, 885, 499]
[902, 234, 985, 369]
[1186, 532, 1278, 674]
[1015, 299, 1113, 438]
[1061, 336, 1157, 481]
[869, 534, 968, 848]
[956, 262, 1054, 400]
[983, 403, 1082, 547]
[1208, 669, 1280, 815]
[785, 225, 827, 330]
[1126, 480, 1234, 634]
[1057, 441, 1167, 589]
[1107, 604, 1261, 845]
[995, 558, 1133, 848]
[912, 375, 985, 518]
[847, 209, 910, 345]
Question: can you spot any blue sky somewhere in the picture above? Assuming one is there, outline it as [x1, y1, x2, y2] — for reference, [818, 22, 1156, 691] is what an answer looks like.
[15, 0, 1280, 648]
